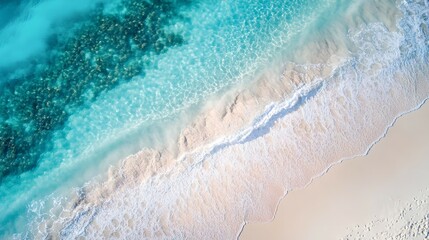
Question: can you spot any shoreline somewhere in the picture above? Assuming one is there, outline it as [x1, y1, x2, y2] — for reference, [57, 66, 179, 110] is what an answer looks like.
[240, 100, 429, 239]
[28, 0, 429, 238]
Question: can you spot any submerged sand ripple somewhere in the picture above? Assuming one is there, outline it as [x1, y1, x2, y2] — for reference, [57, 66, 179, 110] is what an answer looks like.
[31, 0, 429, 239]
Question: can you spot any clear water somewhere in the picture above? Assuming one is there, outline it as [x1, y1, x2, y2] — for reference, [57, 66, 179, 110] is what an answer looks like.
[2, 0, 428, 238]
[48, 1, 429, 238]
[0, 0, 337, 237]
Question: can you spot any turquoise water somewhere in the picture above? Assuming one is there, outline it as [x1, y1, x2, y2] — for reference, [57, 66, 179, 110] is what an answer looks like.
[0, 0, 336, 237]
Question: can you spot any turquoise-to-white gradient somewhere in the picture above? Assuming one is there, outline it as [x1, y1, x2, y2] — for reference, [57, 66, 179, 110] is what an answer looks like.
[0, 0, 334, 236]
[1, 0, 428, 238]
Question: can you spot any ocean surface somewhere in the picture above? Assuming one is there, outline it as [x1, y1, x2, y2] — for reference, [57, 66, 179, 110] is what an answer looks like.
[0, 0, 428, 238]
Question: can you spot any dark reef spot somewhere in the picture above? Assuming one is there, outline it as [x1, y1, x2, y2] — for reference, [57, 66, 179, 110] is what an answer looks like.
[0, 0, 192, 181]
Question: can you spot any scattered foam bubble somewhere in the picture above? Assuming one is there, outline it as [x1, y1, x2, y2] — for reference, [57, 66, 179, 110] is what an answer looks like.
[1, 0, 341, 237]
[29, 0, 429, 239]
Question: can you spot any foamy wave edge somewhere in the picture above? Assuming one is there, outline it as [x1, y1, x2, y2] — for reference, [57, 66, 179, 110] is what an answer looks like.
[24, 0, 429, 239]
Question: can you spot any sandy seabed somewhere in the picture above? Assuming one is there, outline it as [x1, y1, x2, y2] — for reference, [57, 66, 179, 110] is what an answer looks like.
[31, 0, 429, 238]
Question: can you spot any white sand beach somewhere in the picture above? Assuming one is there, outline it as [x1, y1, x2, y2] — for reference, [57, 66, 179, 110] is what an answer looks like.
[241, 102, 429, 240]
[27, 0, 429, 238]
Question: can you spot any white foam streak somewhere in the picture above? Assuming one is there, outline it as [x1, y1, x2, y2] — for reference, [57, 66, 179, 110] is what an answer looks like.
[31, 0, 429, 239]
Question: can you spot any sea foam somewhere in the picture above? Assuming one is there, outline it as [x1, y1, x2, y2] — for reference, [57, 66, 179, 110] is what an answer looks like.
[1, 0, 336, 237]
[26, 0, 429, 239]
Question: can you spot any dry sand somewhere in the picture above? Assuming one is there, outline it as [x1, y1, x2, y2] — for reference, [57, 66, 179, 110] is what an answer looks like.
[240, 102, 429, 240]
[40, 1, 429, 237]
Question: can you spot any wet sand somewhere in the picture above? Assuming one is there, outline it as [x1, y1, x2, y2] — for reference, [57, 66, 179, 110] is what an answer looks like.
[240, 102, 429, 240]
[35, 1, 429, 237]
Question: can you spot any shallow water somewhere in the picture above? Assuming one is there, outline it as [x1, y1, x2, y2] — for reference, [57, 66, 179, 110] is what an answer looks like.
[1, 0, 428, 238]
[0, 0, 338, 237]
